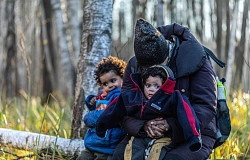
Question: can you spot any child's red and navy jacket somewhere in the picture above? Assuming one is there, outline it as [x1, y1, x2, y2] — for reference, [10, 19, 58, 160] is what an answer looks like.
[96, 73, 202, 152]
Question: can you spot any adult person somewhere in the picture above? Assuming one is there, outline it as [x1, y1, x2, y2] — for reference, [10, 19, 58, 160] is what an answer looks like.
[112, 18, 217, 160]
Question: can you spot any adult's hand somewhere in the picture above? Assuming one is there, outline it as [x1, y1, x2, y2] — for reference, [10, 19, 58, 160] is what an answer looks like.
[143, 118, 170, 138]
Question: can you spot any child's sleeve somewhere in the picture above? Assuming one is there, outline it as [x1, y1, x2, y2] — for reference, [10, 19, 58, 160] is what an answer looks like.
[84, 110, 104, 127]
[85, 94, 96, 111]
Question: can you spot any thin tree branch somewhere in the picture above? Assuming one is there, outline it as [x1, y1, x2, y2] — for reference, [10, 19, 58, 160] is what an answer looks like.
[244, 57, 250, 68]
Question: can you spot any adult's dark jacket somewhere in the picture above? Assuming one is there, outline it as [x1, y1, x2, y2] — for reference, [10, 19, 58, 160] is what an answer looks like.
[121, 23, 217, 146]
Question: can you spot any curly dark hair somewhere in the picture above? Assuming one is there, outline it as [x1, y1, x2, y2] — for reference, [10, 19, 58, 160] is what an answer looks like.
[94, 56, 127, 85]
[141, 67, 168, 84]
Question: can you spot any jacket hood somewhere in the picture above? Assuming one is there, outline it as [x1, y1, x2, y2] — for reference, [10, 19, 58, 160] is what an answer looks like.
[130, 72, 176, 94]
[157, 23, 206, 78]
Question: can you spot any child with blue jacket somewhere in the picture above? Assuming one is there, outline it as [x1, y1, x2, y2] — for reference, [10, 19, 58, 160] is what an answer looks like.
[77, 56, 127, 160]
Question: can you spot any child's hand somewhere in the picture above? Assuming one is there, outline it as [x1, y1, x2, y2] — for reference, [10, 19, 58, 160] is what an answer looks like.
[90, 97, 96, 106]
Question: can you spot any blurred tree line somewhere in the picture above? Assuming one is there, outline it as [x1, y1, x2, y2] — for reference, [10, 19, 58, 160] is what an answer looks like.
[0, 0, 249, 104]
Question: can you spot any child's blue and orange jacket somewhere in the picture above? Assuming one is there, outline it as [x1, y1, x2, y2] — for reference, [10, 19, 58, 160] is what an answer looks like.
[84, 88, 126, 155]
[96, 74, 202, 151]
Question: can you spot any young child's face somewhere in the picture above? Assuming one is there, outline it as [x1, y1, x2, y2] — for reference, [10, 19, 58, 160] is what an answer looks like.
[99, 71, 123, 93]
[144, 75, 163, 99]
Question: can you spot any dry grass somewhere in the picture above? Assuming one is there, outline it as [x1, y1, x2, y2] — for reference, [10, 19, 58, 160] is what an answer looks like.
[0, 92, 72, 159]
[210, 92, 250, 160]
[0, 91, 249, 159]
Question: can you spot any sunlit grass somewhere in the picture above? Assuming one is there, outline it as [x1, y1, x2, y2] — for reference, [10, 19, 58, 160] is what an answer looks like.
[0, 94, 72, 138]
[210, 92, 250, 160]
[0, 92, 72, 159]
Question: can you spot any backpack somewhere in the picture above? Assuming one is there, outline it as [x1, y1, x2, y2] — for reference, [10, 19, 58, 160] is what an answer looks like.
[130, 46, 231, 149]
[204, 46, 231, 149]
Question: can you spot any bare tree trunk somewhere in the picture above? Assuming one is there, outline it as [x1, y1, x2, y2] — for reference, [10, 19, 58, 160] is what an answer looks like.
[71, 0, 112, 139]
[29, 0, 43, 97]
[132, 0, 147, 22]
[50, 0, 75, 99]
[118, 4, 124, 45]
[225, 1, 239, 94]
[191, 0, 197, 33]
[216, 0, 223, 62]
[186, 0, 191, 28]
[232, 0, 248, 91]
[141, 0, 148, 19]
[209, 1, 215, 40]
[0, 0, 8, 98]
[242, 39, 250, 93]
[199, 0, 204, 42]
[14, 0, 29, 96]
[223, 0, 230, 77]
[132, 0, 140, 31]
[11, 0, 42, 98]
[156, 0, 164, 26]
[111, 0, 134, 61]
[169, 0, 175, 23]
[4, 0, 16, 98]
[41, 1, 56, 93]
[65, 0, 81, 68]
[0, 128, 84, 158]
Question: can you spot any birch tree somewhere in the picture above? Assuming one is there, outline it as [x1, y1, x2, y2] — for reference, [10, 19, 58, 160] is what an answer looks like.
[0, 0, 8, 98]
[215, 0, 223, 69]
[223, 0, 231, 77]
[186, 0, 191, 28]
[71, 0, 113, 139]
[233, 0, 248, 91]
[65, 0, 82, 68]
[225, 1, 239, 93]
[156, 0, 164, 26]
[0, 128, 84, 159]
[41, 1, 57, 92]
[50, 0, 75, 99]
[14, 0, 29, 96]
[29, 0, 43, 97]
[3, 0, 16, 98]
[12, 0, 43, 98]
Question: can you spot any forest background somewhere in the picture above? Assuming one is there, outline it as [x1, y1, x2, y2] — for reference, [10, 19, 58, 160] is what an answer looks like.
[0, 0, 249, 159]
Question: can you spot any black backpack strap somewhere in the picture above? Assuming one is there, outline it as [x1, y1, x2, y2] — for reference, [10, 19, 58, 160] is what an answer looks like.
[203, 46, 226, 68]
[202, 47, 231, 149]
[203, 46, 226, 84]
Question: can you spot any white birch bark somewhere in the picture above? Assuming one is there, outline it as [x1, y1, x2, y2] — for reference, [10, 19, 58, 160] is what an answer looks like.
[0, 128, 84, 157]
[65, 0, 81, 67]
[50, 0, 74, 99]
[71, 0, 112, 138]
[80, 0, 113, 98]
[24, 0, 35, 96]
[225, 1, 238, 93]
[31, 0, 43, 96]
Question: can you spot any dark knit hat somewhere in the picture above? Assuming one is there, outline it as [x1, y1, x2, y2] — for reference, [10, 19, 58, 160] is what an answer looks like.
[134, 18, 169, 67]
